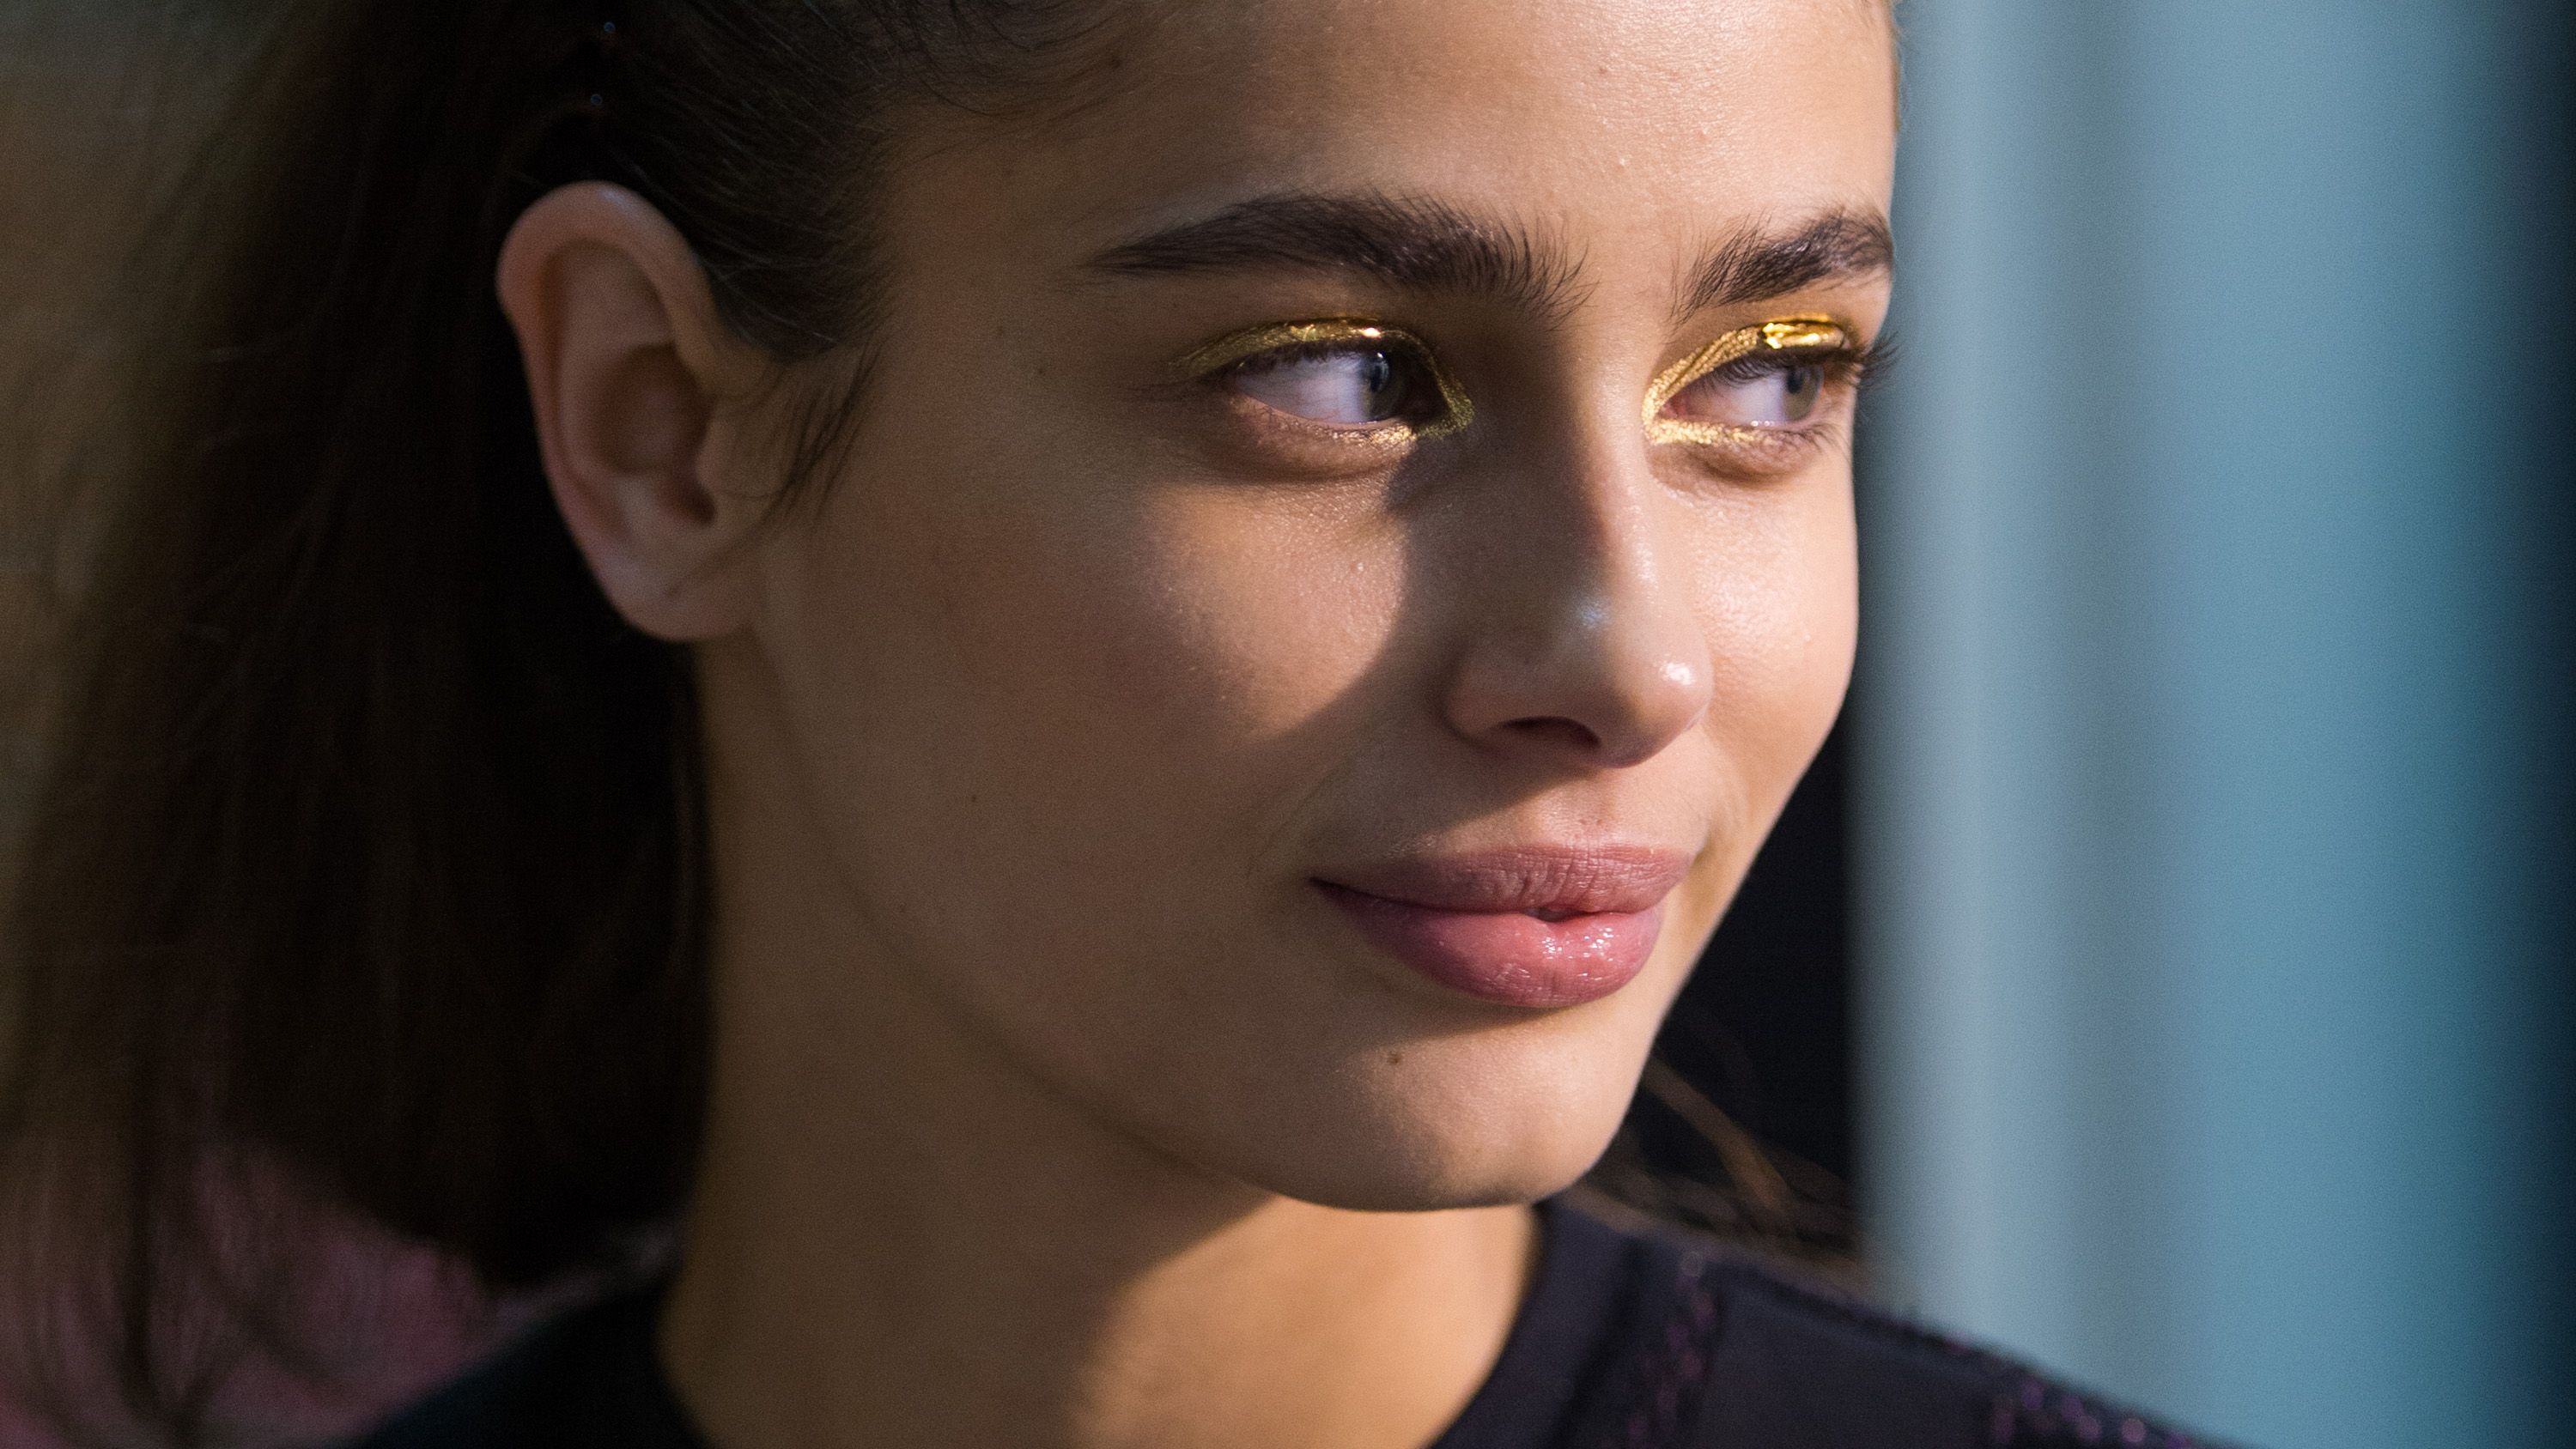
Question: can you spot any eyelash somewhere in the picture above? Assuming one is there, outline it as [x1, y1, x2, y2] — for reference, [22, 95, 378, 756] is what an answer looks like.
[1643, 319, 1883, 469]
[1177, 316, 1883, 464]
[1693, 346, 1872, 433]
[1178, 318, 1473, 442]
[1702, 344, 1874, 392]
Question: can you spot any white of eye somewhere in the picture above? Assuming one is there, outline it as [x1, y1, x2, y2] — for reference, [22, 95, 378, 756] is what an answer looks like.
[1231, 348, 1407, 426]
[1668, 363, 1827, 428]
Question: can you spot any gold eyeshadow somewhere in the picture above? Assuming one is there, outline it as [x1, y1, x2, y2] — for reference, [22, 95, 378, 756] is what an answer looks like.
[1642, 316, 1850, 446]
[1176, 318, 1474, 440]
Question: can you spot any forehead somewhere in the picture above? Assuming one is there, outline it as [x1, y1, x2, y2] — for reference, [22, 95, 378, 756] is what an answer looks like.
[926, 0, 1896, 288]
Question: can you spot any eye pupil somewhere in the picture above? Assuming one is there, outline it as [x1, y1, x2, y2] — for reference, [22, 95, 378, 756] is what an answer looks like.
[1227, 343, 1438, 427]
[1783, 365, 1822, 419]
[1362, 351, 1398, 414]
[1662, 357, 1834, 429]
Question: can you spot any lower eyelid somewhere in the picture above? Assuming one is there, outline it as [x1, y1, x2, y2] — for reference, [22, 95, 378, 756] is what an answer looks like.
[1194, 321, 1862, 466]
[1217, 389, 1422, 451]
[1649, 414, 1847, 470]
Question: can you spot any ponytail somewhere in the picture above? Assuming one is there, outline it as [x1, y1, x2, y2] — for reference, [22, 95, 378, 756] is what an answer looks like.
[0, 2, 1108, 1440]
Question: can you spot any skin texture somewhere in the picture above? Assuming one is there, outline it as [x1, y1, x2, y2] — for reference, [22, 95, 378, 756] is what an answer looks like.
[495, 1, 1895, 1445]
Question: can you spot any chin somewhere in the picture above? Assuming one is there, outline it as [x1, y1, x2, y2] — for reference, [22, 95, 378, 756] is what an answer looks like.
[1189, 1028, 1652, 1215]
[1258, 1124, 1624, 1216]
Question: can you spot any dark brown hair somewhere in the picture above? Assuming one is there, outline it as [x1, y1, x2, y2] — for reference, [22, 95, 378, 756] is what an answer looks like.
[0, 1, 1103, 1440]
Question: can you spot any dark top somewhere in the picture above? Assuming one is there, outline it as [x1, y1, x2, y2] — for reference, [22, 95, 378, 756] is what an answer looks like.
[344, 1196, 2221, 1449]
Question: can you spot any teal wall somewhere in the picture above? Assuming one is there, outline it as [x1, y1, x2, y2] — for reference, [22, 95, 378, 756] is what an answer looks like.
[1856, 4, 2575, 1446]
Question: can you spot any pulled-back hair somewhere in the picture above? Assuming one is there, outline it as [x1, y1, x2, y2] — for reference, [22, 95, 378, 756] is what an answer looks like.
[0, 1, 1105, 1438]
[1, 3, 1865, 1440]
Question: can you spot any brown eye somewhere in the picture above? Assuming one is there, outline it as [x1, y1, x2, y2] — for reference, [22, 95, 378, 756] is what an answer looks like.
[1178, 319, 1474, 444]
[1229, 343, 1442, 427]
[1665, 358, 1829, 428]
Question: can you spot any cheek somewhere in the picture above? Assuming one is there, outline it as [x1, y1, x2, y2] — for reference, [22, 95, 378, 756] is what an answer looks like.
[765, 445, 1404, 986]
[1066, 510, 1402, 777]
[1662, 478, 1857, 931]
[762, 461, 1642, 1208]
[938, 488, 1406, 842]
[1701, 479, 1857, 759]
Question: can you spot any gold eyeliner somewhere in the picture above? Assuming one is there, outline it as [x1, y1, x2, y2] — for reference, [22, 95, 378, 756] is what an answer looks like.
[1176, 318, 1474, 440]
[1643, 316, 1849, 446]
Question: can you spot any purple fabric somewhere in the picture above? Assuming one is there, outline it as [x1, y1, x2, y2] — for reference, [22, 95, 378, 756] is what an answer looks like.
[0, 1213, 532, 1449]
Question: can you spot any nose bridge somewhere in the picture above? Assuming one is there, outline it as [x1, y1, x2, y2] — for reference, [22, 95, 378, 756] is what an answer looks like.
[1531, 442, 1669, 642]
[1440, 405, 1716, 769]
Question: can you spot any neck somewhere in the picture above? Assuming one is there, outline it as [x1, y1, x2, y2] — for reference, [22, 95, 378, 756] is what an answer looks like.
[659, 646, 1536, 1449]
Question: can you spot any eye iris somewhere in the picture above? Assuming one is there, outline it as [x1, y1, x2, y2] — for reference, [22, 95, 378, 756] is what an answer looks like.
[1670, 359, 1829, 427]
[1360, 350, 1399, 415]
[1233, 345, 1423, 426]
[1779, 365, 1822, 421]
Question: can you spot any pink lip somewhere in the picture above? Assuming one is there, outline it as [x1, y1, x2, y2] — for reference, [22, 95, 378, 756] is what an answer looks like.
[1316, 846, 1691, 1009]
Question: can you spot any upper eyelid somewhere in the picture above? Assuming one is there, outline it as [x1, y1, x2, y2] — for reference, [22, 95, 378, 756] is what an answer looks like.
[1178, 317, 1475, 439]
[1172, 314, 1862, 446]
[1641, 317, 1855, 427]
[1174, 318, 1425, 379]
[1704, 343, 1862, 379]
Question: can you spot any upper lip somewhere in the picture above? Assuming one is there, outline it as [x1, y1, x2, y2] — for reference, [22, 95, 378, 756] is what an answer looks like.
[1316, 845, 1693, 917]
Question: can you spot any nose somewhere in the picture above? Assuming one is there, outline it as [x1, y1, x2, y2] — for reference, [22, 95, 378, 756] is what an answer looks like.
[1439, 450, 1715, 771]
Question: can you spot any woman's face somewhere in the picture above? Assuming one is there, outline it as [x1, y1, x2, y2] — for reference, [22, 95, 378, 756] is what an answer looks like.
[726, 0, 1895, 1210]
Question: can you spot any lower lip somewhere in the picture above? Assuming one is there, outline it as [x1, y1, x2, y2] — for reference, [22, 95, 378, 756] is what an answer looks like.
[1319, 884, 1667, 1009]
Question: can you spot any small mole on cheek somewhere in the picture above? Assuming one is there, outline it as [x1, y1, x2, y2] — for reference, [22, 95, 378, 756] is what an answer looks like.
[1385, 1051, 1404, 1067]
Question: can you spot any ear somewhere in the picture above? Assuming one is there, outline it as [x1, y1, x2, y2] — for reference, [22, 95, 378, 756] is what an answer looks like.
[498, 182, 771, 642]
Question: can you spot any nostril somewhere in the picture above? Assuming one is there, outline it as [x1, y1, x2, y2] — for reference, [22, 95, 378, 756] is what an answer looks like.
[1500, 716, 1601, 754]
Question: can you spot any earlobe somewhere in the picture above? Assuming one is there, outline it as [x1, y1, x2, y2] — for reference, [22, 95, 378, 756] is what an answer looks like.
[497, 181, 766, 642]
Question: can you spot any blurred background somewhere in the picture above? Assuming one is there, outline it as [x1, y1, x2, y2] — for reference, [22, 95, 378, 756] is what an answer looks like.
[1844, 5, 2575, 1446]
[4, 3, 2573, 1448]
[1644, 7, 2576, 1446]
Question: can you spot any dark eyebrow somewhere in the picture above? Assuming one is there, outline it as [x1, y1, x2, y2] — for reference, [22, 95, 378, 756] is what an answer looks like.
[1085, 190, 1586, 322]
[1677, 209, 1895, 317]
